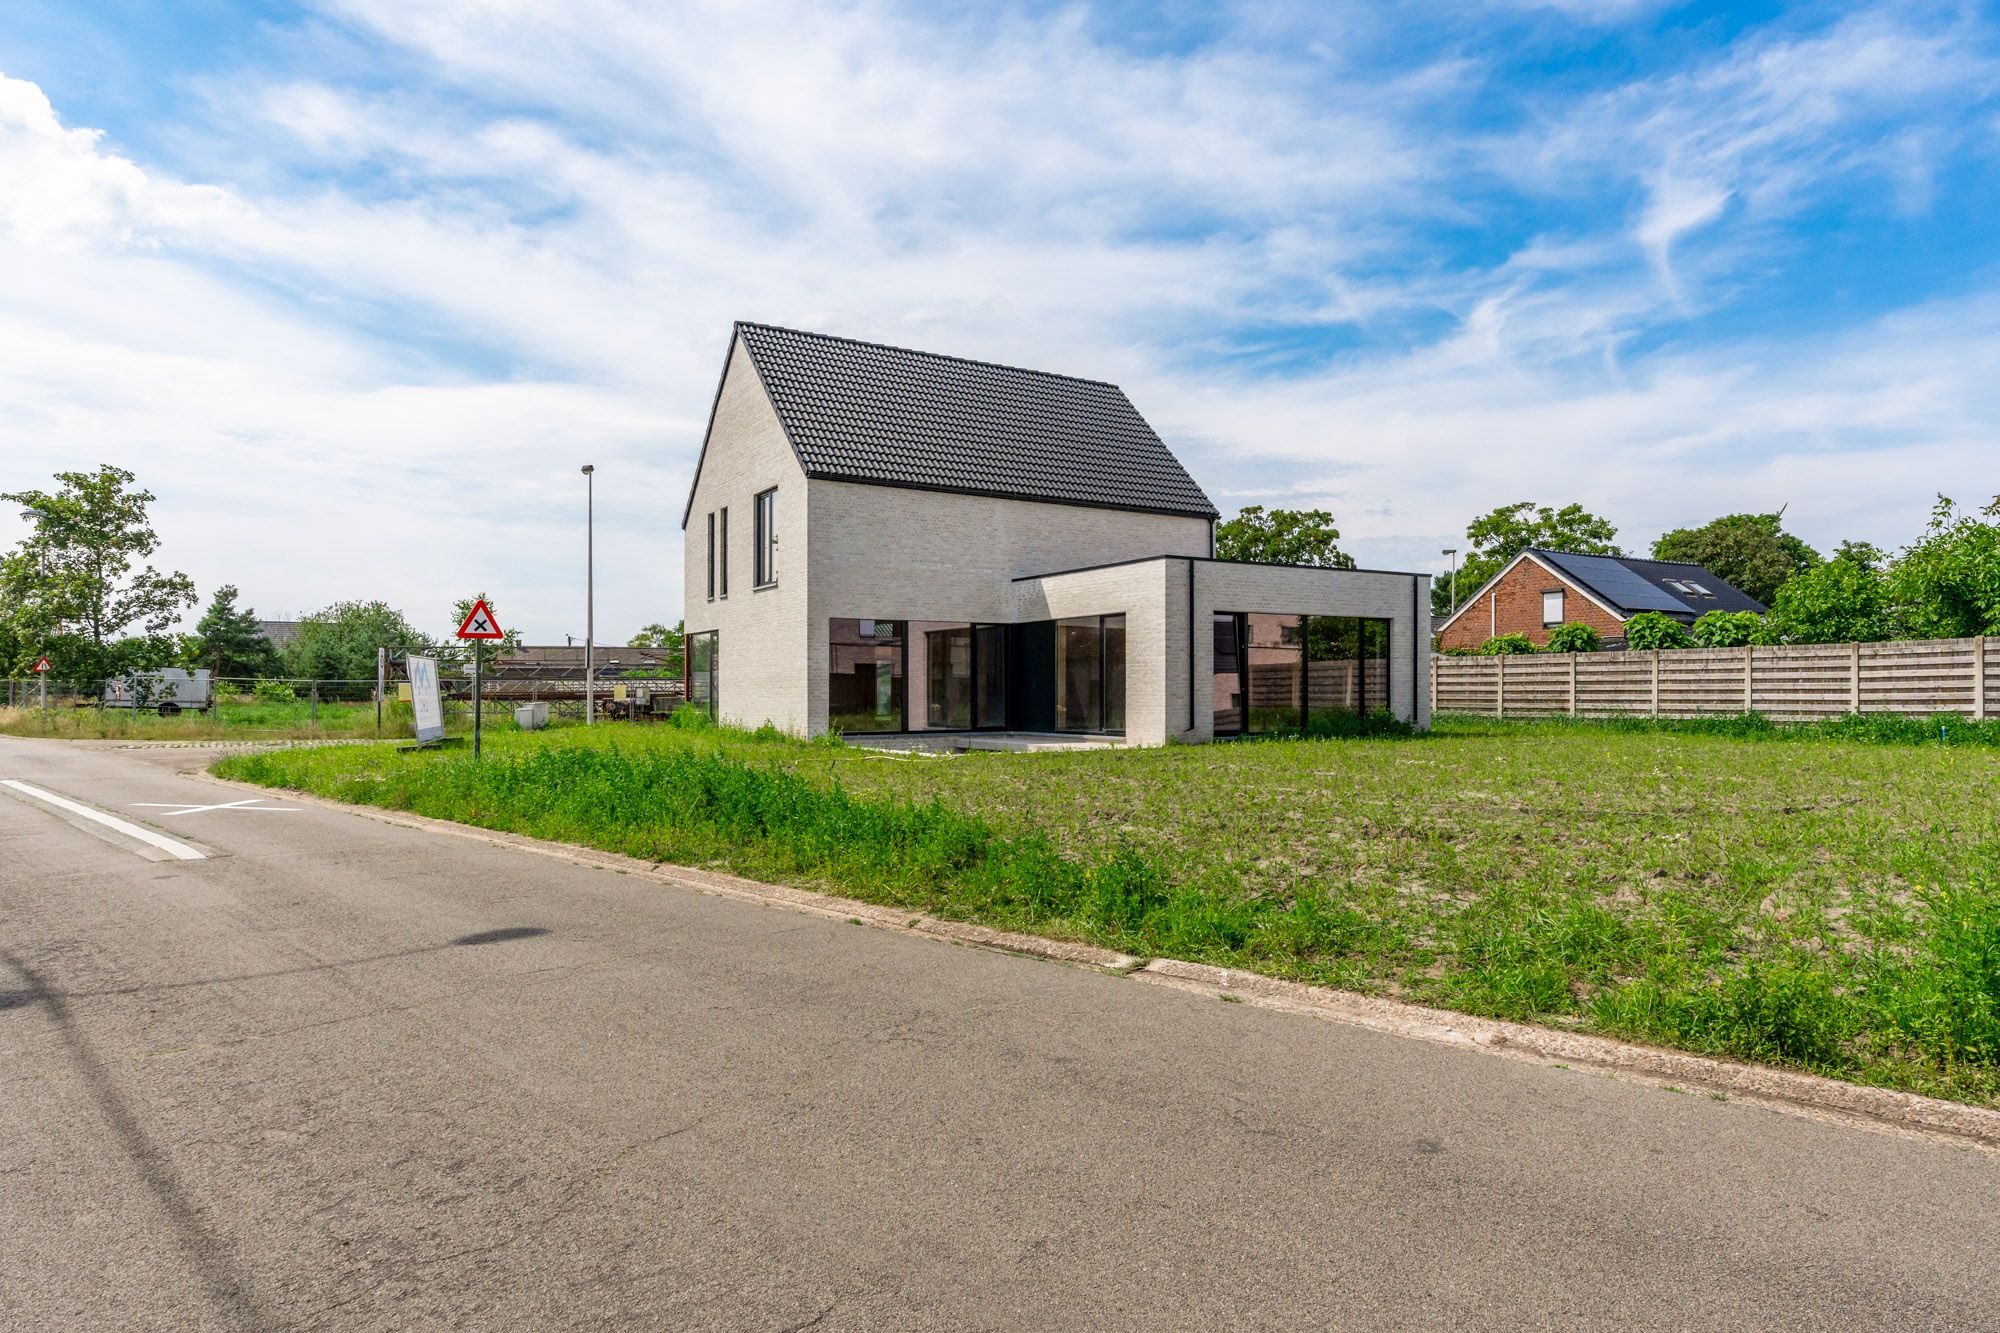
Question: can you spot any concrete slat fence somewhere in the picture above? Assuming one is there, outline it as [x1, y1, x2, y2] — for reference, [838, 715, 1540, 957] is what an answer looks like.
[1433, 635, 1999, 722]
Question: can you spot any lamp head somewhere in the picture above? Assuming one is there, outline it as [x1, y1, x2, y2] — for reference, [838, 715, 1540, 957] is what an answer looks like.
[581, 464, 595, 476]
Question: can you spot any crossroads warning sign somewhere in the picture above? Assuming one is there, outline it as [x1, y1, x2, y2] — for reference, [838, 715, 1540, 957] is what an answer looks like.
[455, 599, 504, 640]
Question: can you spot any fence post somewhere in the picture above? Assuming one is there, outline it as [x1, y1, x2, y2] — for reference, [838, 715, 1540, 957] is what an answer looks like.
[1850, 641, 1861, 714]
[1974, 636, 1987, 722]
[1650, 650, 1660, 718]
[1496, 654, 1506, 719]
[1743, 645, 1754, 715]
[310, 681, 319, 731]
[1568, 651, 1577, 717]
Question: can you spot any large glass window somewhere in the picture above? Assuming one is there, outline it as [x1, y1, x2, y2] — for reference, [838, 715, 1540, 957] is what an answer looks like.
[1246, 613, 1304, 734]
[1212, 613, 1243, 735]
[1218, 613, 1394, 735]
[1055, 614, 1125, 733]
[754, 488, 777, 587]
[1361, 618, 1391, 712]
[686, 630, 718, 717]
[975, 624, 1007, 728]
[925, 626, 973, 729]
[829, 618, 904, 732]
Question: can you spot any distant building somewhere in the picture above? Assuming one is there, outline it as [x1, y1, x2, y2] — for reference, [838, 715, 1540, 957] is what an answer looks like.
[1435, 549, 1766, 651]
[258, 620, 302, 652]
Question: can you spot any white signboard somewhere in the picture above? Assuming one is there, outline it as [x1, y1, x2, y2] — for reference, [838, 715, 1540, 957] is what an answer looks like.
[406, 655, 444, 742]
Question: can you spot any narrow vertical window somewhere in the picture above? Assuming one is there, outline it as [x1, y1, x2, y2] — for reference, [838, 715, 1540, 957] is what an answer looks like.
[719, 507, 729, 598]
[754, 488, 777, 587]
[705, 512, 716, 602]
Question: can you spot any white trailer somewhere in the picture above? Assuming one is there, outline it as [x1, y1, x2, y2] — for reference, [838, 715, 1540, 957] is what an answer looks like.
[102, 669, 215, 716]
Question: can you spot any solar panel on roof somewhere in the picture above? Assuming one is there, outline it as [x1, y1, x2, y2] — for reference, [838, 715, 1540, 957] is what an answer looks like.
[1537, 551, 1692, 614]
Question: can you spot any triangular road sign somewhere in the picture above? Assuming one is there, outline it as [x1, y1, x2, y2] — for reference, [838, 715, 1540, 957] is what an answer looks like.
[456, 599, 505, 641]
[32, 656, 51, 673]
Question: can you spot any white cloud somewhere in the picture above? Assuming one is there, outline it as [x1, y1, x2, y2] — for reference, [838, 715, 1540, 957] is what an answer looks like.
[0, 1, 1997, 642]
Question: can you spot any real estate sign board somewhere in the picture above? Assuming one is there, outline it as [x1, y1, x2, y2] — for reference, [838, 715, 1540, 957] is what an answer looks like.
[407, 654, 444, 742]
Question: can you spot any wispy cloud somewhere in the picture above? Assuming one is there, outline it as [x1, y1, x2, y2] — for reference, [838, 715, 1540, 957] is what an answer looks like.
[1, 1, 1997, 636]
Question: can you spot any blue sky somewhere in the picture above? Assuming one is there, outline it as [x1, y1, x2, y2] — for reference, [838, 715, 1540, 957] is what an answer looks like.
[2, 0, 1997, 640]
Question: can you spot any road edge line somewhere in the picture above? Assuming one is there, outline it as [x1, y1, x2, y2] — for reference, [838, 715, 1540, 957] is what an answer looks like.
[193, 769, 2000, 1152]
[0, 779, 206, 861]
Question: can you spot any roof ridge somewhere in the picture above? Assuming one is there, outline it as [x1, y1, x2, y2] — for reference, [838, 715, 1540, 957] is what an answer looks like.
[734, 320, 1123, 391]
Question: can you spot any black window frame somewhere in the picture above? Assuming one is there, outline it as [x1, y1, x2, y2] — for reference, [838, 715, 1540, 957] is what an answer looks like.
[753, 488, 777, 588]
[705, 512, 716, 602]
[1213, 612, 1394, 737]
[718, 506, 729, 598]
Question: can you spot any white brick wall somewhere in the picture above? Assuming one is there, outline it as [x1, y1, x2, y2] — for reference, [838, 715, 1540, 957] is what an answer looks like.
[681, 339, 811, 732]
[806, 479, 1208, 735]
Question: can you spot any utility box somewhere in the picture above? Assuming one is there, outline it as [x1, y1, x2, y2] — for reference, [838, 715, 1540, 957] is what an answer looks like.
[514, 702, 549, 731]
[102, 669, 213, 716]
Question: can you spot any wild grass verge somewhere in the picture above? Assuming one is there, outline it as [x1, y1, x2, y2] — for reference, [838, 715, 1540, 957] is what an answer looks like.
[216, 726, 2000, 1106]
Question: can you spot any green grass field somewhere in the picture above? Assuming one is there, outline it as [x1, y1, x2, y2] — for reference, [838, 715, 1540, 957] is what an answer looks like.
[214, 714, 2000, 1105]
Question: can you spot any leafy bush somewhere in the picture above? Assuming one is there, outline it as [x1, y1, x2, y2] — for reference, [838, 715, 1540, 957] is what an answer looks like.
[1477, 633, 1538, 655]
[1543, 622, 1600, 654]
[667, 701, 717, 730]
[1622, 611, 1693, 650]
[252, 678, 297, 702]
[1766, 553, 1894, 643]
[1690, 610, 1764, 648]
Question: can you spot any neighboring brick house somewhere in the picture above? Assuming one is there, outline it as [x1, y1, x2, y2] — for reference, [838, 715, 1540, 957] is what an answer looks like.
[679, 322, 1432, 743]
[1435, 548, 1765, 651]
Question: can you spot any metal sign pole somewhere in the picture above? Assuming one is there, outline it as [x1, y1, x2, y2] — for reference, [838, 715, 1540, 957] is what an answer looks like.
[376, 646, 386, 735]
[473, 644, 483, 758]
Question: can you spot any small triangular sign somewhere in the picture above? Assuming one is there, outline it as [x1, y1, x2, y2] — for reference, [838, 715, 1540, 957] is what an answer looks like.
[455, 599, 505, 640]
[32, 656, 51, 673]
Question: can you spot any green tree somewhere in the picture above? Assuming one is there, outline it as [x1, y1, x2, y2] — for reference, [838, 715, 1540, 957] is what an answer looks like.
[0, 465, 196, 679]
[631, 620, 686, 675]
[1886, 495, 2000, 639]
[1690, 610, 1765, 648]
[1214, 507, 1355, 568]
[193, 585, 281, 678]
[286, 601, 429, 680]
[1765, 548, 1894, 644]
[1623, 611, 1693, 650]
[1544, 622, 1601, 653]
[1651, 512, 1819, 607]
[1440, 501, 1620, 617]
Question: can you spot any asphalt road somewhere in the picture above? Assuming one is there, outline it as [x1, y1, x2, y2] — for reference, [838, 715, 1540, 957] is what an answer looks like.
[3, 735, 1997, 1331]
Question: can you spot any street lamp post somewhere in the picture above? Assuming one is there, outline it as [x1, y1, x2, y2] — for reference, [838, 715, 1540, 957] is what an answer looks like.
[583, 464, 595, 725]
[1442, 547, 1459, 616]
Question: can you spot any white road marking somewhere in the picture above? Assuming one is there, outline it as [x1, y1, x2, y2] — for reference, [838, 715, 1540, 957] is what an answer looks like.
[1, 780, 206, 861]
[130, 798, 298, 816]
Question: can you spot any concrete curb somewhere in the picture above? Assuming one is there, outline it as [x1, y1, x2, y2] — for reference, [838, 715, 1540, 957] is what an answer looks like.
[195, 768, 2000, 1154]
[1135, 959, 2000, 1152]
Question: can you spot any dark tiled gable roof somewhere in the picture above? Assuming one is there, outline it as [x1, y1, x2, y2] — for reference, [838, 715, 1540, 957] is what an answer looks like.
[733, 322, 1218, 519]
[1533, 549, 1767, 617]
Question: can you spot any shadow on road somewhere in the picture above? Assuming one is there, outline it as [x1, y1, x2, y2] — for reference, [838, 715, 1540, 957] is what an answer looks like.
[0, 926, 552, 1006]
[2, 947, 275, 1330]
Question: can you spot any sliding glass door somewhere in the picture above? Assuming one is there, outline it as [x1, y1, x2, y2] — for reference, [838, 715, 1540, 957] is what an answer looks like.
[1056, 614, 1125, 733]
[1216, 613, 1393, 735]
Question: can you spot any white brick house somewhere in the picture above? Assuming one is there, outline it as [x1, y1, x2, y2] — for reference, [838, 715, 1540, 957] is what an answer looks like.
[681, 323, 1431, 744]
